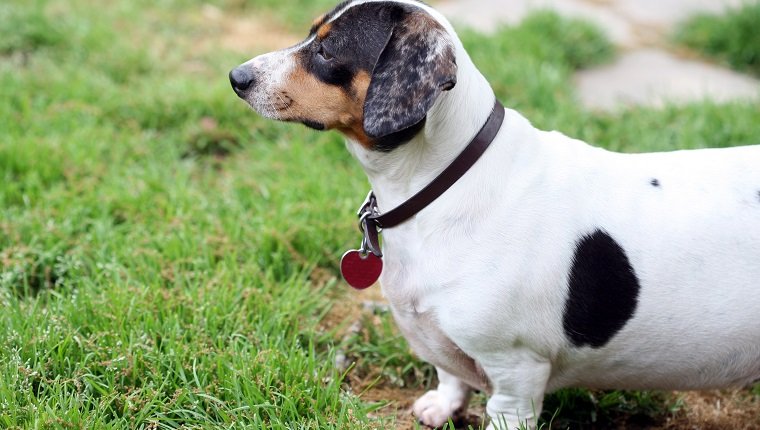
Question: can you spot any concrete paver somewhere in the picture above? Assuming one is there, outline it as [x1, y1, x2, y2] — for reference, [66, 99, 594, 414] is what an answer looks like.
[437, 0, 745, 47]
[614, 0, 745, 30]
[575, 48, 760, 110]
[438, 0, 637, 45]
[436, 0, 760, 110]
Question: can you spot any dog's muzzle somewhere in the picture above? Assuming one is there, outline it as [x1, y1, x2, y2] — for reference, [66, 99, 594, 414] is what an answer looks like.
[229, 66, 255, 98]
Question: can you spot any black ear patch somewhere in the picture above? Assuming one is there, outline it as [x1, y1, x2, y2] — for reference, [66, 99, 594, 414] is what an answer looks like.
[563, 229, 640, 348]
[362, 8, 457, 146]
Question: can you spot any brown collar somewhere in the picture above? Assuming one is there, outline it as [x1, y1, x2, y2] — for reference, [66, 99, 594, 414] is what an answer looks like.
[357, 98, 505, 257]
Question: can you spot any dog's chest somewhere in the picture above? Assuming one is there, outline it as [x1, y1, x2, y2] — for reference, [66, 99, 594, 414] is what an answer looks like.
[385, 286, 491, 391]
[377, 240, 493, 391]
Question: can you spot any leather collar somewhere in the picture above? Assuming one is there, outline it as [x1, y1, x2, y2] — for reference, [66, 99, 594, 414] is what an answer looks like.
[357, 98, 505, 257]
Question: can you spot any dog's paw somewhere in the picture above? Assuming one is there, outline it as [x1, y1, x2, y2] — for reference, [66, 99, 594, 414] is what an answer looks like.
[412, 389, 464, 428]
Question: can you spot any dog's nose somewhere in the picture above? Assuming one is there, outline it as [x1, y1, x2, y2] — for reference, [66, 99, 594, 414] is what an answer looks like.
[229, 67, 255, 95]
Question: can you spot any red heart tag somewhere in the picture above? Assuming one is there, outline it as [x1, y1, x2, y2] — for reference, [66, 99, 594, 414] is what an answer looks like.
[340, 250, 383, 290]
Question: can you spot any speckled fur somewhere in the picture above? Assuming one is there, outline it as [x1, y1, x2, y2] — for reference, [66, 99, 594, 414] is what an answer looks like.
[363, 10, 457, 141]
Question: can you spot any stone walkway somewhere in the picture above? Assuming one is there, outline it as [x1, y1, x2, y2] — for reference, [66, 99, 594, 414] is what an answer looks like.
[437, 0, 760, 110]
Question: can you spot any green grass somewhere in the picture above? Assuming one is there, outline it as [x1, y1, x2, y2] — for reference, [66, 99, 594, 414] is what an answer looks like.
[1, 0, 758, 429]
[674, 1, 760, 76]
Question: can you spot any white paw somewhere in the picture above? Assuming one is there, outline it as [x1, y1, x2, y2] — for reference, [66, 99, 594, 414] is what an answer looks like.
[412, 390, 463, 428]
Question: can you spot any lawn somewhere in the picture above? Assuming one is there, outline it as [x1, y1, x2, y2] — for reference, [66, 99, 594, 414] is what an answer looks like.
[1, 0, 759, 429]
[674, 1, 760, 77]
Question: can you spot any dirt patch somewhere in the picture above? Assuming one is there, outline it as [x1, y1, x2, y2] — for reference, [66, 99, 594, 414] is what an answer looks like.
[369, 388, 486, 429]
[320, 281, 386, 334]
[661, 390, 760, 430]
[352, 378, 485, 429]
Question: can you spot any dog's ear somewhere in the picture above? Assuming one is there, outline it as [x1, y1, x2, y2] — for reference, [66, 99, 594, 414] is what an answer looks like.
[363, 10, 457, 140]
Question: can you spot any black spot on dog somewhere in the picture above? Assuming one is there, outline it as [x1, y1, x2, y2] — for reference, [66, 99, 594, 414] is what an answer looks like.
[650, 178, 660, 187]
[757, 190, 760, 203]
[563, 229, 640, 348]
[374, 117, 427, 152]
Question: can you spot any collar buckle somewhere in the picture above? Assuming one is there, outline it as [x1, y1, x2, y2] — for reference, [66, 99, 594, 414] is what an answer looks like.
[356, 191, 383, 258]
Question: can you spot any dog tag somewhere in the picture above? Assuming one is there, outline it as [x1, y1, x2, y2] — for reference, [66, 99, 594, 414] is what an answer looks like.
[340, 250, 383, 290]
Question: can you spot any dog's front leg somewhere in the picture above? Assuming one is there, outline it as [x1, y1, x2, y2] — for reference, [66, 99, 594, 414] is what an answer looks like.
[413, 366, 471, 427]
[480, 349, 551, 430]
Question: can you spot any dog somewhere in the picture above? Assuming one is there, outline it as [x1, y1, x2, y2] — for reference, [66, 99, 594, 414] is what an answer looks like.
[229, 0, 760, 428]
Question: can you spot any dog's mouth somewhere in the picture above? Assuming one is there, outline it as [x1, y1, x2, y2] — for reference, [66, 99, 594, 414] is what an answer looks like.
[229, 65, 287, 115]
[235, 89, 289, 121]
[300, 119, 325, 130]
[229, 47, 359, 136]
[238, 90, 325, 131]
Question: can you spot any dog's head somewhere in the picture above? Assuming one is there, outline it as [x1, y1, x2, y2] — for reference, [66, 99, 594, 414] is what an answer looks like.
[229, 0, 458, 151]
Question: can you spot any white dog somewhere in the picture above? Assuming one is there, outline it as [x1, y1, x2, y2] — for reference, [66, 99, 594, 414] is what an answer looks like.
[229, 0, 760, 428]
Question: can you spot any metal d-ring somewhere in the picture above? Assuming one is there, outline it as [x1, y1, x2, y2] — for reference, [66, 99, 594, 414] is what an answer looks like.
[357, 210, 372, 233]
[354, 190, 383, 258]
[358, 235, 370, 258]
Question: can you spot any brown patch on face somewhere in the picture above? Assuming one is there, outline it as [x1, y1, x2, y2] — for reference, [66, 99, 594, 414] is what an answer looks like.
[316, 22, 332, 40]
[311, 13, 326, 28]
[337, 71, 372, 147]
[280, 65, 375, 147]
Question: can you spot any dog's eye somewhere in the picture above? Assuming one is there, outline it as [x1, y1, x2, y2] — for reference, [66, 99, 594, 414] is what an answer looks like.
[317, 45, 334, 62]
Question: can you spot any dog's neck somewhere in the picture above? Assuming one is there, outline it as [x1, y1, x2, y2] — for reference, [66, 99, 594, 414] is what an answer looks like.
[346, 48, 496, 213]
